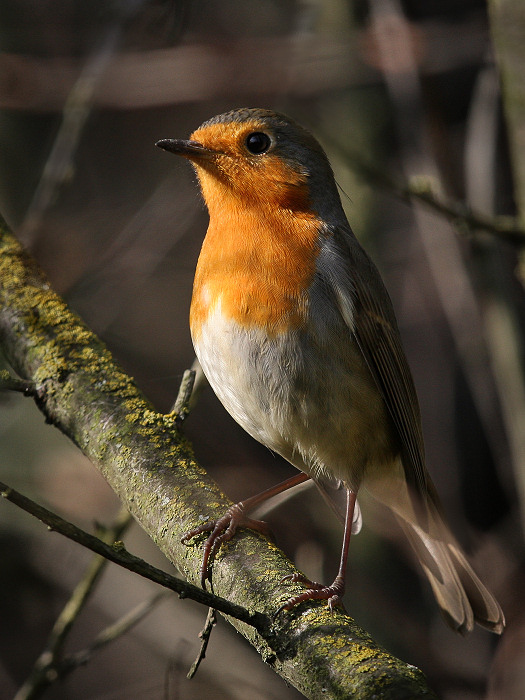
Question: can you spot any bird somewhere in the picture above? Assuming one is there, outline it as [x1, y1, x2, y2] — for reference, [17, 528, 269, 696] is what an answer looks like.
[156, 108, 504, 634]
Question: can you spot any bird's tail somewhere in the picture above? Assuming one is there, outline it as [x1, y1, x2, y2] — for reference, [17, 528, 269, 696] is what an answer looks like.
[367, 472, 504, 634]
[397, 511, 504, 634]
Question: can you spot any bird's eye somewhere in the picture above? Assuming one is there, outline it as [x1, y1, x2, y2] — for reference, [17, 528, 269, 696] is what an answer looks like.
[245, 132, 271, 155]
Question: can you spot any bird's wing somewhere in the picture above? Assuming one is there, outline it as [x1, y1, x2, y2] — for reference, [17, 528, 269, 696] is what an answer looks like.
[316, 228, 505, 633]
[318, 227, 428, 501]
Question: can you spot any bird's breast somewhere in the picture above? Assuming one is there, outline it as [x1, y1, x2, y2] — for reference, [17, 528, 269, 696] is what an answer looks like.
[189, 204, 323, 339]
[192, 298, 393, 488]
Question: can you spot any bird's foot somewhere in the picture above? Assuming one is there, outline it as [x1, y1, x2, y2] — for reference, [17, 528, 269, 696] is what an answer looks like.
[276, 573, 345, 615]
[181, 503, 272, 588]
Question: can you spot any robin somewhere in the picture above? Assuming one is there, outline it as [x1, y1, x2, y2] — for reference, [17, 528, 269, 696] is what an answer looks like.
[157, 108, 504, 634]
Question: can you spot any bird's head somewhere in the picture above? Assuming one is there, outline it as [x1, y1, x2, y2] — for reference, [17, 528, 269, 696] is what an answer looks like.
[156, 108, 344, 221]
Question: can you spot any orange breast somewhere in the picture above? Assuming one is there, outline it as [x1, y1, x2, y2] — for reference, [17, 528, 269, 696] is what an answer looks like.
[190, 197, 323, 338]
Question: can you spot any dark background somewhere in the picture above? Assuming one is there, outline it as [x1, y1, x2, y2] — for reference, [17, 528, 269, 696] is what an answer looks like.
[0, 1, 523, 698]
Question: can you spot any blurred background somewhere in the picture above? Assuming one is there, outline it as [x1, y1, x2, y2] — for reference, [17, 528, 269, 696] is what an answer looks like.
[0, 0, 524, 698]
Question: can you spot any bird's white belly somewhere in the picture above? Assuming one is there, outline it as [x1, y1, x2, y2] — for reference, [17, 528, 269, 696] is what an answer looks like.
[193, 305, 296, 452]
[192, 303, 394, 489]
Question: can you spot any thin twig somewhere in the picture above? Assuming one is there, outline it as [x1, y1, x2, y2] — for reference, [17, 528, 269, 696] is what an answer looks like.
[322, 133, 525, 245]
[17, 592, 169, 700]
[48, 508, 133, 655]
[170, 367, 196, 423]
[64, 591, 170, 670]
[171, 363, 219, 679]
[186, 607, 217, 679]
[14, 508, 132, 700]
[0, 481, 268, 632]
[187, 357, 207, 412]
[0, 369, 35, 395]
[18, 3, 147, 244]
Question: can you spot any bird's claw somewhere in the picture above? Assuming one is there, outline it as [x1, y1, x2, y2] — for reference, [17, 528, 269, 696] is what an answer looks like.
[275, 574, 345, 617]
[181, 503, 272, 589]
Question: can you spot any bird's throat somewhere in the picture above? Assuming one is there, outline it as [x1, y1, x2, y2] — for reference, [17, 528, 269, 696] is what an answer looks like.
[190, 202, 323, 337]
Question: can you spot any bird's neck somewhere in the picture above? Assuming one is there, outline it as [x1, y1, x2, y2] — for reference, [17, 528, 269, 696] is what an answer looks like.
[190, 197, 324, 338]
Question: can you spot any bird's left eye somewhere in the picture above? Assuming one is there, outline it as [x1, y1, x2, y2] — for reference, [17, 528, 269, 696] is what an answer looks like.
[245, 132, 271, 155]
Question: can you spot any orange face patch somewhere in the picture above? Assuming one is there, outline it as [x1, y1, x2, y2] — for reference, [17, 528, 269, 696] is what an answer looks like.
[189, 120, 311, 212]
[186, 118, 324, 337]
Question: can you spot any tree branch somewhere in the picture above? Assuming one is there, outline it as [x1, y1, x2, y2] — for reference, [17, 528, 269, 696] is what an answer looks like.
[0, 480, 265, 631]
[322, 133, 525, 245]
[0, 223, 437, 699]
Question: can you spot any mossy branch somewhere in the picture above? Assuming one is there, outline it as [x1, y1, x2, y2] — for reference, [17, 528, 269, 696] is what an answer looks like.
[0, 223, 437, 700]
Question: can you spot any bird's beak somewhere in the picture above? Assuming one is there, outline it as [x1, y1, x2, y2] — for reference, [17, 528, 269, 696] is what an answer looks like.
[155, 139, 214, 159]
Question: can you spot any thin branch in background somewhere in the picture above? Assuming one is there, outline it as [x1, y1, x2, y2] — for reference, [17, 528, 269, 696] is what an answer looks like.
[16, 591, 169, 700]
[0, 480, 268, 633]
[401, 180, 524, 244]
[186, 607, 217, 679]
[14, 507, 133, 700]
[464, 57, 525, 533]
[66, 177, 202, 335]
[44, 507, 133, 656]
[18, 28, 120, 244]
[366, 0, 510, 510]
[61, 591, 170, 671]
[18, 1, 148, 245]
[322, 132, 525, 244]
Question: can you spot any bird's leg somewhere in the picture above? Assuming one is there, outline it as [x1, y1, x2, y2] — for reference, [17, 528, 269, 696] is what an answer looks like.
[277, 489, 357, 613]
[182, 472, 310, 588]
